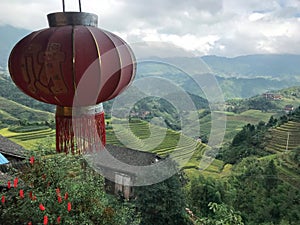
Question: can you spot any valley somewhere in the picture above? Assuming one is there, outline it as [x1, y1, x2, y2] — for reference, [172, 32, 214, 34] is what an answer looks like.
[1, 25, 300, 224]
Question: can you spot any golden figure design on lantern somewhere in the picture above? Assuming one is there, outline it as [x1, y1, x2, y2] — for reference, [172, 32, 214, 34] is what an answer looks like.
[21, 43, 68, 95]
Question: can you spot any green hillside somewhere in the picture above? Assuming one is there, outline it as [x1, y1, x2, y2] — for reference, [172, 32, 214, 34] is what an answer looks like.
[0, 96, 54, 126]
[225, 86, 300, 116]
[202, 54, 300, 79]
[0, 72, 55, 113]
[217, 76, 294, 99]
[271, 150, 300, 188]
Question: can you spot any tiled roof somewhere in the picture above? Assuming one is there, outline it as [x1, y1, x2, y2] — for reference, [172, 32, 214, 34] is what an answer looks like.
[105, 144, 161, 166]
[85, 144, 162, 176]
[0, 135, 26, 158]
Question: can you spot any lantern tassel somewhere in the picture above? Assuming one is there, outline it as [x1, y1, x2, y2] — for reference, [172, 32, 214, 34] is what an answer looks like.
[55, 104, 105, 154]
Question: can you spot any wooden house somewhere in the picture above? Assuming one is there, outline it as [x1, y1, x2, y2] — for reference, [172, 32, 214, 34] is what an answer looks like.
[0, 134, 26, 174]
[284, 105, 294, 113]
[0, 135, 26, 162]
[87, 144, 162, 199]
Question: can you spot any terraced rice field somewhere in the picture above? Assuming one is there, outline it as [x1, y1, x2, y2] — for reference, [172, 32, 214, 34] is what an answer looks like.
[107, 119, 208, 169]
[0, 127, 55, 149]
[277, 158, 300, 188]
[266, 121, 300, 153]
[0, 119, 227, 176]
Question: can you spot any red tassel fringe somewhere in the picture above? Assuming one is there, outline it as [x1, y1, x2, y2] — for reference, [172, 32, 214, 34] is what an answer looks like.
[55, 106, 106, 154]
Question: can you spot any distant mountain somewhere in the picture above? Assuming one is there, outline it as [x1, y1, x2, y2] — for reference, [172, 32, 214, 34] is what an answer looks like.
[1, 25, 300, 100]
[136, 60, 300, 99]
[202, 54, 300, 79]
[216, 76, 294, 99]
[0, 25, 30, 68]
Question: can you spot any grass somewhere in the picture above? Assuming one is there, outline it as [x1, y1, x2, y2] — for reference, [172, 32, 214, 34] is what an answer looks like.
[0, 127, 55, 149]
[0, 96, 53, 123]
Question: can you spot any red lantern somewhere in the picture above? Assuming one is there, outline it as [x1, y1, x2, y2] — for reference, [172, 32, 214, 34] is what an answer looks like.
[9, 6, 136, 154]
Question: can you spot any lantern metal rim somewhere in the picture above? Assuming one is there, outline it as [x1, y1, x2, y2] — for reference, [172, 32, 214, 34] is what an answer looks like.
[56, 104, 104, 117]
[47, 12, 98, 27]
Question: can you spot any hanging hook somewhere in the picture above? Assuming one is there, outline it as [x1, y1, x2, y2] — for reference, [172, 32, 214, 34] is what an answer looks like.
[79, 0, 82, 12]
[62, 0, 82, 12]
[62, 0, 65, 12]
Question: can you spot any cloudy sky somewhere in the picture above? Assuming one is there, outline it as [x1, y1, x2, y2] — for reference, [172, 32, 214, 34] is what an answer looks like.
[0, 0, 300, 57]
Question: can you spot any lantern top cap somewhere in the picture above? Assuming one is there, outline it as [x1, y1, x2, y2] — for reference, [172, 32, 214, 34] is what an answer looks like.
[47, 12, 98, 27]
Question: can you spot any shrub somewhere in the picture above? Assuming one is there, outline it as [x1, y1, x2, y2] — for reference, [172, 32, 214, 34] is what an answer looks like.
[0, 153, 140, 225]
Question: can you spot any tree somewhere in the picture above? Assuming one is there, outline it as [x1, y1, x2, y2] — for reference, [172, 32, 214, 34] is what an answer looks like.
[264, 160, 278, 192]
[188, 175, 225, 217]
[134, 173, 191, 225]
[267, 116, 277, 127]
[195, 202, 244, 225]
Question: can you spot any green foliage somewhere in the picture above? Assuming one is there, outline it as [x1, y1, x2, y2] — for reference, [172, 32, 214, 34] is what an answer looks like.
[0, 74, 55, 113]
[134, 173, 191, 225]
[186, 154, 300, 225]
[226, 96, 279, 114]
[264, 160, 278, 191]
[288, 106, 300, 122]
[0, 96, 53, 126]
[196, 202, 244, 225]
[220, 122, 270, 164]
[0, 153, 140, 225]
[187, 175, 235, 217]
[291, 147, 300, 167]
[247, 97, 278, 112]
[230, 158, 300, 225]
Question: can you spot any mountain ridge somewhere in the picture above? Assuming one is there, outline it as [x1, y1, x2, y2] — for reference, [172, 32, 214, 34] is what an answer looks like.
[201, 54, 300, 78]
[1, 25, 300, 101]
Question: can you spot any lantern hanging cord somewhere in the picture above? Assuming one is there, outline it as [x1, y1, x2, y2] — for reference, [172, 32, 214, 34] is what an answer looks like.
[62, 0, 82, 12]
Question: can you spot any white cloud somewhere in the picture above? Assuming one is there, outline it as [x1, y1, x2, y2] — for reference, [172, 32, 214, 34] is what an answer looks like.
[249, 12, 266, 21]
[0, 0, 299, 57]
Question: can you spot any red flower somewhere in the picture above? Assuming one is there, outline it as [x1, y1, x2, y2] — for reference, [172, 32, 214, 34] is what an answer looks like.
[29, 191, 33, 199]
[64, 192, 68, 200]
[39, 203, 46, 211]
[32, 195, 37, 201]
[28, 222, 32, 225]
[56, 188, 60, 195]
[7, 181, 11, 189]
[1, 195, 5, 204]
[19, 189, 24, 199]
[13, 177, 18, 188]
[67, 202, 71, 212]
[29, 156, 34, 165]
[43, 215, 48, 225]
[58, 196, 62, 203]
[57, 216, 61, 224]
